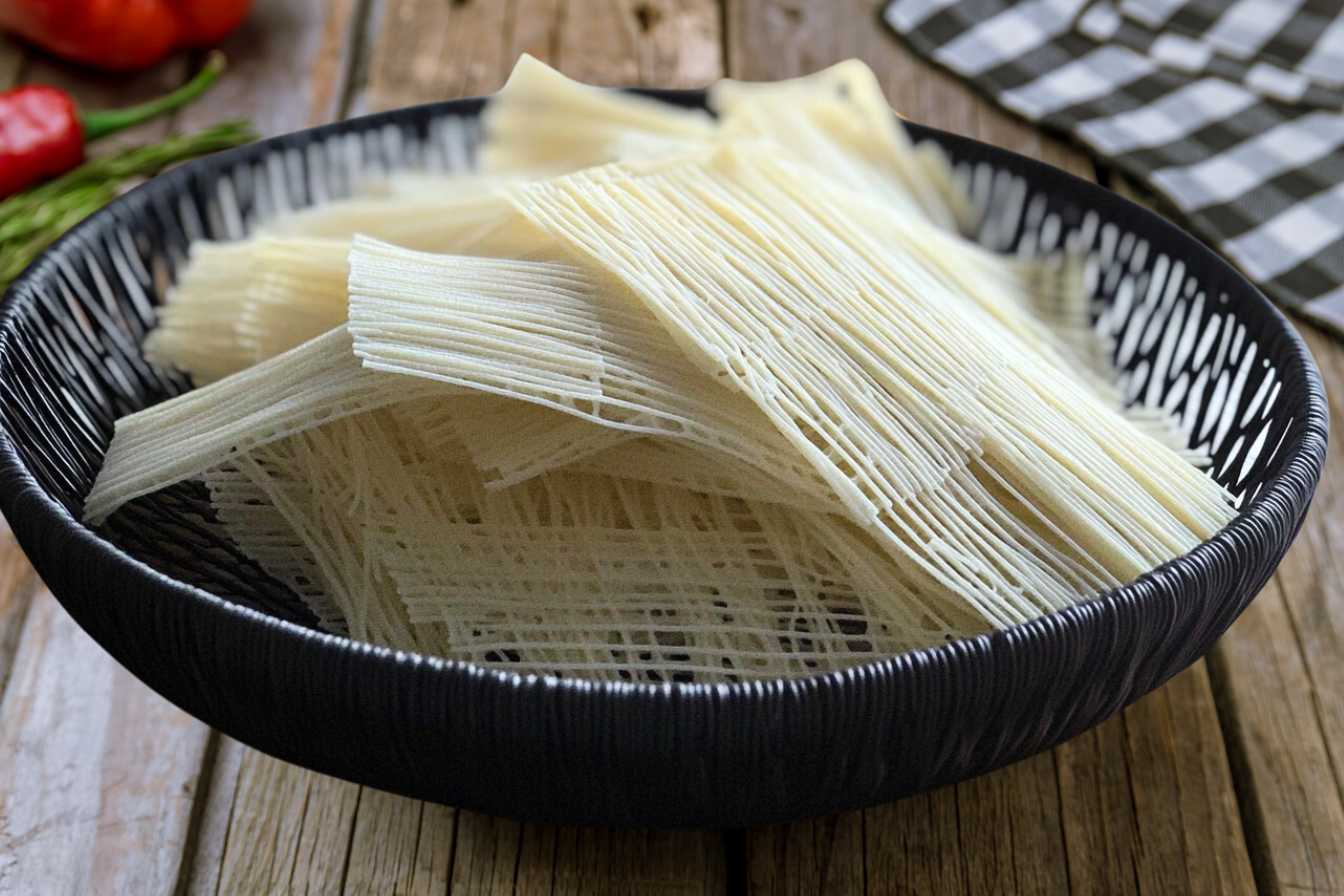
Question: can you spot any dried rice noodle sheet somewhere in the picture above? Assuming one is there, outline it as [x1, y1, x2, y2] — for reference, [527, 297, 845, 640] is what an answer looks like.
[296, 405, 965, 678]
[712, 62, 1165, 446]
[428, 401, 834, 512]
[439, 396, 639, 489]
[148, 236, 352, 384]
[261, 192, 546, 259]
[144, 241, 257, 383]
[206, 394, 472, 576]
[430, 398, 836, 513]
[208, 397, 977, 678]
[480, 54, 714, 176]
[712, 59, 972, 233]
[509, 147, 1234, 628]
[151, 195, 559, 383]
[83, 326, 453, 523]
[229, 411, 447, 653]
[236, 238, 351, 364]
[360, 427, 980, 680]
[201, 461, 348, 633]
[346, 238, 838, 513]
[839, 154, 1208, 462]
[353, 171, 519, 200]
[572, 438, 835, 513]
[805, 166, 1209, 462]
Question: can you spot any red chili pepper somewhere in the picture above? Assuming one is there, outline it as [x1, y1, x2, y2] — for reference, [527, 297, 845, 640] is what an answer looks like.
[0, 1, 251, 72]
[0, 52, 225, 198]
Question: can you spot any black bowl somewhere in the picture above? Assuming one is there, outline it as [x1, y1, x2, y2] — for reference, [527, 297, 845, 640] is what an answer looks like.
[0, 92, 1327, 827]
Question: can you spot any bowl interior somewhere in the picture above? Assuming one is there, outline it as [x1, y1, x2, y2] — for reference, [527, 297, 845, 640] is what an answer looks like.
[0, 96, 1314, 683]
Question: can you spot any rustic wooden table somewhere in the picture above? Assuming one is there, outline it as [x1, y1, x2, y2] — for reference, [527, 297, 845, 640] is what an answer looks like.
[0, 2, 1339, 893]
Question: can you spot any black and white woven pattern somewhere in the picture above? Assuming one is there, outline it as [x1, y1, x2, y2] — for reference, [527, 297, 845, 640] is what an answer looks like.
[0, 94, 1327, 825]
[885, 0, 1344, 334]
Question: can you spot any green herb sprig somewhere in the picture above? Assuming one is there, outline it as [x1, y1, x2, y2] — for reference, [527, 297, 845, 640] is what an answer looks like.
[0, 121, 256, 287]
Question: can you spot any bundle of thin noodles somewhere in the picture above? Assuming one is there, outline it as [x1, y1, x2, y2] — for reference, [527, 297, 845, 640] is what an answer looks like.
[82, 56, 1235, 682]
[711, 60, 971, 231]
[428, 149, 1232, 627]
[479, 54, 714, 176]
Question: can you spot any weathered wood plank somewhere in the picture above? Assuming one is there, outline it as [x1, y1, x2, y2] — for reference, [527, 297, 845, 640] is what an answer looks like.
[548, 0, 721, 87]
[0, 592, 212, 895]
[210, 750, 361, 894]
[1206, 322, 1344, 895]
[1124, 663, 1258, 895]
[175, 0, 364, 136]
[343, 790, 421, 894]
[357, 0, 720, 114]
[342, 789, 444, 895]
[180, 736, 246, 896]
[448, 812, 531, 895]
[451, 812, 734, 895]
[0, 516, 38, 703]
[407, 803, 457, 895]
[549, 826, 728, 896]
[951, 752, 1070, 895]
[749, 812, 865, 895]
[356, 0, 514, 111]
[1212, 573, 1344, 895]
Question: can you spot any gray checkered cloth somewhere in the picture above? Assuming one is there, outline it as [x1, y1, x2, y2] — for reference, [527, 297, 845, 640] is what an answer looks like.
[885, 0, 1344, 333]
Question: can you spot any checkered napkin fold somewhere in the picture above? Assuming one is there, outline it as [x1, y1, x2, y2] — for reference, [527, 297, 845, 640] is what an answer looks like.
[884, 0, 1344, 333]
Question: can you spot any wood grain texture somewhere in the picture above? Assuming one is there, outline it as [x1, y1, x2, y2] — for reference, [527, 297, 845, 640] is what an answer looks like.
[342, 789, 455, 895]
[180, 736, 246, 896]
[0, 517, 37, 704]
[749, 812, 864, 895]
[1206, 321, 1344, 895]
[175, 0, 364, 136]
[357, 0, 721, 113]
[210, 750, 360, 894]
[548, 826, 728, 896]
[1055, 665, 1259, 896]
[949, 753, 1070, 895]
[447, 812, 533, 895]
[0, 593, 212, 895]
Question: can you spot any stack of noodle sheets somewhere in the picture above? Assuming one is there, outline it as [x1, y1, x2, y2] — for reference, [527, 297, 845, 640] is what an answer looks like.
[85, 56, 1234, 683]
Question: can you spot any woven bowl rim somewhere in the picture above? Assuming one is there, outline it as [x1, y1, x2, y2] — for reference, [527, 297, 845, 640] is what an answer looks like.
[0, 91, 1328, 705]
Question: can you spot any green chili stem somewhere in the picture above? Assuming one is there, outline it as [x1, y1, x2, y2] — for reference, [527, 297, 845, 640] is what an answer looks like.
[81, 52, 227, 142]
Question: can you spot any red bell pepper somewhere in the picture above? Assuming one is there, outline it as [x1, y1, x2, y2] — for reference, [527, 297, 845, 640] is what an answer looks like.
[0, 52, 225, 197]
[0, 0, 251, 72]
